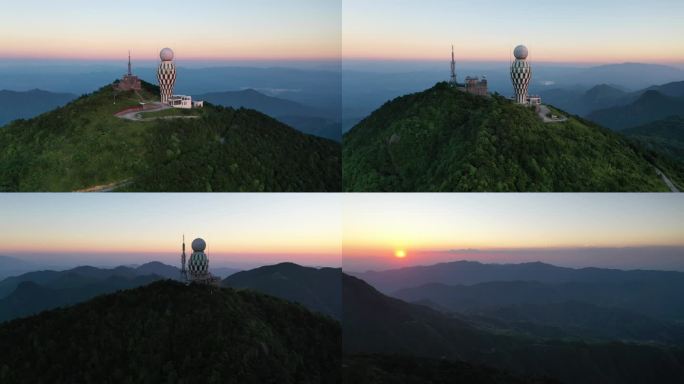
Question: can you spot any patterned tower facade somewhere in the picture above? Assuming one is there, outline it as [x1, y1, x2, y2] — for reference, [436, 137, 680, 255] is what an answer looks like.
[188, 237, 211, 283]
[157, 48, 176, 104]
[510, 45, 531, 104]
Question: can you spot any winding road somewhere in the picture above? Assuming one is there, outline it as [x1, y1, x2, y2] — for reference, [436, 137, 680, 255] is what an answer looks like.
[654, 167, 680, 192]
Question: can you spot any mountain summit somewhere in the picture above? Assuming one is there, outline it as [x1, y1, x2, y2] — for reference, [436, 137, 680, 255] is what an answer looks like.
[343, 82, 674, 191]
[0, 280, 341, 383]
[0, 81, 340, 192]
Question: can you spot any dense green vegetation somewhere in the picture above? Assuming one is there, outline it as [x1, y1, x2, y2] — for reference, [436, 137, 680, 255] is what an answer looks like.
[343, 82, 671, 191]
[0, 280, 341, 384]
[0, 81, 340, 192]
[132, 106, 340, 192]
[343, 354, 559, 384]
[622, 116, 684, 189]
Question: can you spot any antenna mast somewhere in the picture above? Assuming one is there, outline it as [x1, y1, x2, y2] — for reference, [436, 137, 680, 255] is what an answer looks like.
[180, 234, 187, 282]
[127, 50, 132, 76]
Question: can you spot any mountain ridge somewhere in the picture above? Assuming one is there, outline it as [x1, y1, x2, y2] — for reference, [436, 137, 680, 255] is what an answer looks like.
[0, 80, 341, 192]
[343, 82, 671, 191]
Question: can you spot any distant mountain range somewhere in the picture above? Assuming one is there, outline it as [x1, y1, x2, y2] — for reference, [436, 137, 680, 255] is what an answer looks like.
[587, 90, 684, 130]
[0, 280, 341, 383]
[343, 273, 684, 384]
[354, 260, 684, 293]
[0, 255, 36, 279]
[0, 89, 76, 126]
[540, 81, 684, 128]
[195, 89, 341, 141]
[0, 262, 185, 322]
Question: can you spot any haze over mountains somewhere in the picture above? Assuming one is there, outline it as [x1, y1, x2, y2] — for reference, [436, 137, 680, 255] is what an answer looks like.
[342, 62, 684, 131]
[2, 259, 684, 382]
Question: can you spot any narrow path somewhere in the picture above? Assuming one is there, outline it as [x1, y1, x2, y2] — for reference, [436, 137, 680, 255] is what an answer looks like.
[654, 167, 680, 192]
[115, 102, 170, 121]
[75, 179, 132, 192]
[538, 105, 568, 123]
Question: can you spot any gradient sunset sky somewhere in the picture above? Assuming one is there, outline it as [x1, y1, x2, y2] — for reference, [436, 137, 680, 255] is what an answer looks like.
[344, 0, 684, 64]
[0, 194, 341, 269]
[343, 194, 684, 272]
[0, 0, 341, 61]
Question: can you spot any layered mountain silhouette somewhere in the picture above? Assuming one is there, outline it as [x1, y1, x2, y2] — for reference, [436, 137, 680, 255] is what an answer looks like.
[0, 89, 76, 126]
[194, 89, 341, 141]
[0, 81, 341, 192]
[343, 273, 684, 383]
[0, 262, 183, 322]
[223, 262, 341, 319]
[354, 260, 684, 293]
[0, 280, 341, 383]
[343, 82, 673, 191]
[587, 90, 684, 131]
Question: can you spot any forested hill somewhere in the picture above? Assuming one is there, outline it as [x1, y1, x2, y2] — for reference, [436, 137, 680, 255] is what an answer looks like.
[0, 280, 341, 383]
[0, 81, 341, 192]
[343, 82, 676, 192]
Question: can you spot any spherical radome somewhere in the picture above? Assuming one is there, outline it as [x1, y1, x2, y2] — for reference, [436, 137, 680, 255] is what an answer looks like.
[191, 238, 206, 252]
[160, 48, 174, 61]
[514, 45, 528, 60]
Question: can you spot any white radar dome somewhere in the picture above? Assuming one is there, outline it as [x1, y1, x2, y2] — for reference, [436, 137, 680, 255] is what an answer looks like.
[191, 238, 206, 252]
[160, 48, 175, 61]
[513, 45, 528, 60]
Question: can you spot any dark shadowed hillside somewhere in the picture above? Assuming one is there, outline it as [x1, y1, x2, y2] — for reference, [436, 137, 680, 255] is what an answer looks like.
[343, 273, 684, 384]
[223, 262, 341, 319]
[343, 354, 560, 384]
[343, 82, 669, 192]
[0, 280, 341, 384]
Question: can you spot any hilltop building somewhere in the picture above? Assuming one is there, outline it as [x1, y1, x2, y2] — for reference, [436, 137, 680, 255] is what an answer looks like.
[510, 44, 541, 105]
[465, 76, 488, 96]
[180, 236, 219, 285]
[157, 47, 203, 108]
[157, 48, 177, 104]
[114, 51, 142, 91]
[449, 46, 488, 96]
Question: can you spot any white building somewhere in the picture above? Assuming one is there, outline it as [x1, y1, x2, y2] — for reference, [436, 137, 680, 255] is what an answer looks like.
[528, 95, 542, 105]
[169, 95, 203, 109]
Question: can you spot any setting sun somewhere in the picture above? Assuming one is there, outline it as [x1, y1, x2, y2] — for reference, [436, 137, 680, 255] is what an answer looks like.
[395, 249, 407, 259]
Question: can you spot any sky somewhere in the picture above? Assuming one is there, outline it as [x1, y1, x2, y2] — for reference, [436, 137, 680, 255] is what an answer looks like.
[343, 194, 684, 272]
[0, 194, 341, 269]
[343, 0, 684, 65]
[0, 0, 341, 62]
